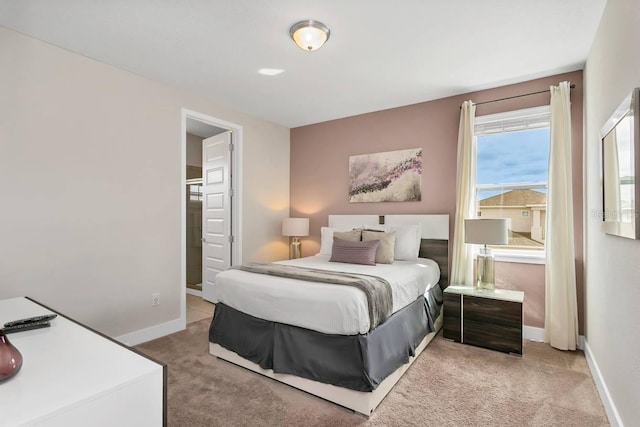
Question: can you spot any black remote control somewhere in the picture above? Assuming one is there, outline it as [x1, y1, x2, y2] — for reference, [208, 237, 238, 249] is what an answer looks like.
[4, 314, 57, 328]
[3, 320, 51, 334]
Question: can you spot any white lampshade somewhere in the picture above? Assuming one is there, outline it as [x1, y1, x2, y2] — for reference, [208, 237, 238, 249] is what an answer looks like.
[290, 20, 330, 51]
[282, 218, 310, 237]
[464, 219, 509, 245]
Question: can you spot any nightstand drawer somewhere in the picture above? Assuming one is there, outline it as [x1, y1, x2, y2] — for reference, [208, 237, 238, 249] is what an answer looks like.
[443, 293, 461, 342]
[443, 285, 524, 355]
[463, 296, 521, 328]
[444, 293, 461, 317]
[464, 319, 522, 355]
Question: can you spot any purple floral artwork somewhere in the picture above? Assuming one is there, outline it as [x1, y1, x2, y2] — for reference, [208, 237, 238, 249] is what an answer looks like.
[349, 148, 422, 203]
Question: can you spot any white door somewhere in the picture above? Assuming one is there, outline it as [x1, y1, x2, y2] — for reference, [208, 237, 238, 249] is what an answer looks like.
[201, 131, 233, 302]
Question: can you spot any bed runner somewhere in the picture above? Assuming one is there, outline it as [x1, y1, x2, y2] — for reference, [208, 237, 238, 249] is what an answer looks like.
[233, 262, 393, 330]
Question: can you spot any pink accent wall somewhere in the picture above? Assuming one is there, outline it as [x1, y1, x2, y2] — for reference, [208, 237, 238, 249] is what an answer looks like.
[290, 70, 584, 332]
[495, 261, 546, 328]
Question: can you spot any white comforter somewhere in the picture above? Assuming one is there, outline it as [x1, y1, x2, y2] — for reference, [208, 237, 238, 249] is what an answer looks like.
[211, 255, 440, 335]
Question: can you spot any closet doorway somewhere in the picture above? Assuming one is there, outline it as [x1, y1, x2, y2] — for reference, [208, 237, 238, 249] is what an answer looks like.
[185, 173, 203, 294]
[182, 110, 242, 315]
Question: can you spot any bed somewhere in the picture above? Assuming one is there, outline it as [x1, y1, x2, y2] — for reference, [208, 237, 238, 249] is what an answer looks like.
[208, 214, 449, 415]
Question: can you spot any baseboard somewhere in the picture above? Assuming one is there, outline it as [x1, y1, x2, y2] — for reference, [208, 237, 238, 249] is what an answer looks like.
[583, 340, 623, 427]
[523, 326, 585, 350]
[186, 287, 203, 297]
[115, 317, 185, 346]
[523, 326, 545, 342]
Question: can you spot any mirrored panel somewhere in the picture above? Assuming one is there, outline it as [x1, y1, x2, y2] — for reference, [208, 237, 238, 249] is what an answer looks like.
[601, 88, 640, 239]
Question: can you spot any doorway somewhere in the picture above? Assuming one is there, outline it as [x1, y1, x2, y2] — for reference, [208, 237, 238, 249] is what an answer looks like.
[181, 109, 242, 324]
[185, 170, 203, 294]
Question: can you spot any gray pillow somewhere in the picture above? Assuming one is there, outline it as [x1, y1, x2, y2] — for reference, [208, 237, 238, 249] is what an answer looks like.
[329, 237, 379, 265]
[362, 230, 396, 264]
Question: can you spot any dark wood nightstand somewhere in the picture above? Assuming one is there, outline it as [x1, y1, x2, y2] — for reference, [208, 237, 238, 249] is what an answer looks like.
[443, 285, 524, 355]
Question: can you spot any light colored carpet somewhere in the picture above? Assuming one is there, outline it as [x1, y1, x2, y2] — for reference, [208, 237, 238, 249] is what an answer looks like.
[136, 318, 609, 427]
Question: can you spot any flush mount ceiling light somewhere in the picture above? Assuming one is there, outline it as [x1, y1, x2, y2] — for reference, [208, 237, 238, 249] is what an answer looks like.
[289, 20, 330, 52]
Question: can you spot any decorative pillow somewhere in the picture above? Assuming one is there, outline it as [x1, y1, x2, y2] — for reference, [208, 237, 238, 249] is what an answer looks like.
[386, 224, 421, 260]
[329, 237, 379, 266]
[320, 227, 360, 255]
[335, 229, 362, 242]
[362, 230, 396, 264]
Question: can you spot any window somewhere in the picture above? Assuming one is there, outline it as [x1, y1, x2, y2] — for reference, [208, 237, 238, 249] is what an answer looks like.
[475, 106, 550, 257]
[188, 183, 203, 202]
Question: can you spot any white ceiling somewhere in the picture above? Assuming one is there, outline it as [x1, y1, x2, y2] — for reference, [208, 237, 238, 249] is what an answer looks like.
[0, 0, 606, 128]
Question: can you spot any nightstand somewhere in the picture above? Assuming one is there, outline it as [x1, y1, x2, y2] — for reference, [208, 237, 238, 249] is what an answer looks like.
[443, 285, 524, 355]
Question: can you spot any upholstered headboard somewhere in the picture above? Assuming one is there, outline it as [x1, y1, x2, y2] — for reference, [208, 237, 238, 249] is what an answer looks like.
[328, 214, 450, 288]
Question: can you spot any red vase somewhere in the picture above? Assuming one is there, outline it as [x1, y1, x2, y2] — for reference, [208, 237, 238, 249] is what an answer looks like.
[0, 329, 23, 383]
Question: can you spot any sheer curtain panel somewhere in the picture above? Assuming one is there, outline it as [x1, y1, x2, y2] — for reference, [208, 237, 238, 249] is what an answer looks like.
[545, 81, 578, 350]
[451, 101, 476, 285]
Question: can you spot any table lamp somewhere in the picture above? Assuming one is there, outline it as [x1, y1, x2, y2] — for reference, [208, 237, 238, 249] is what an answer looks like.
[282, 218, 309, 259]
[464, 218, 509, 290]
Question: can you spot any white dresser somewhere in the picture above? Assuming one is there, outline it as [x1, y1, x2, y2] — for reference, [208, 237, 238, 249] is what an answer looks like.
[0, 297, 166, 426]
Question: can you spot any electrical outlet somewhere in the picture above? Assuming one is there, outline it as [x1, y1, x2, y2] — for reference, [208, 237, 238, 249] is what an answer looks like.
[152, 293, 160, 307]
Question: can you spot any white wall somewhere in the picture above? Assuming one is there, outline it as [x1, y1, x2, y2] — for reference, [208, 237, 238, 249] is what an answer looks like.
[0, 27, 289, 339]
[584, 0, 640, 424]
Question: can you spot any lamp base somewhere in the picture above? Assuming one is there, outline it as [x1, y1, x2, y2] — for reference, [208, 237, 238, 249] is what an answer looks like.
[475, 247, 496, 290]
[289, 237, 302, 259]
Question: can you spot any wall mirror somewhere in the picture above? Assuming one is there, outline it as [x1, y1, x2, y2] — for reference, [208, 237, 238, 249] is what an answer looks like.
[601, 87, 640, 239]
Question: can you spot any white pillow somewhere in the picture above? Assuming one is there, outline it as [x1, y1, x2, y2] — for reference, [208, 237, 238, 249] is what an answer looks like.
[385, 224, 422, 260]
[319, 227, 356, 255]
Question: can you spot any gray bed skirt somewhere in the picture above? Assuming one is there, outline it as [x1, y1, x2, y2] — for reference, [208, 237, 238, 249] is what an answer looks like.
[208, 286, 442, 392]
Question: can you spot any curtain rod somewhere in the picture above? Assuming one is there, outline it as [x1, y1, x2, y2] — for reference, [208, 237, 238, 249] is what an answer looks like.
[462, 83, 575, 108]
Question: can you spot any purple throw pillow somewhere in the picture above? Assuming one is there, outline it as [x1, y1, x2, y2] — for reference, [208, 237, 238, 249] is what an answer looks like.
[329, 237, 380, 266]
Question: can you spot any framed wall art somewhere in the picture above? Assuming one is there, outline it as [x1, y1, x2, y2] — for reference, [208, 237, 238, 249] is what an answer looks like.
[348, 148, 422, 203]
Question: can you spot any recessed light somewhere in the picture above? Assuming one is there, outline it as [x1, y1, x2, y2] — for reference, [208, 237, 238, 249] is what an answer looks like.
[258, 68, 285, 76]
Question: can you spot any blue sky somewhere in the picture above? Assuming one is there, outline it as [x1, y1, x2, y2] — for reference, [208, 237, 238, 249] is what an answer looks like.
[476, 128, 549, 199]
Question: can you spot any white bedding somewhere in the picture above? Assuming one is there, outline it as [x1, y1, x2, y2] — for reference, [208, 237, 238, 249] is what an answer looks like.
[211, 255, 440, 335]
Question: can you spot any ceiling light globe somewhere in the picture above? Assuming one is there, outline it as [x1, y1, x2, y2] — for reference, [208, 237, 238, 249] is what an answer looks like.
[290, 20, 330, 52]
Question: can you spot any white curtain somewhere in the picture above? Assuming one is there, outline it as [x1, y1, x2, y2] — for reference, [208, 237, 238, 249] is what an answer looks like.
[545, 81, 578, 350]
[451, 101, 476, 285]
